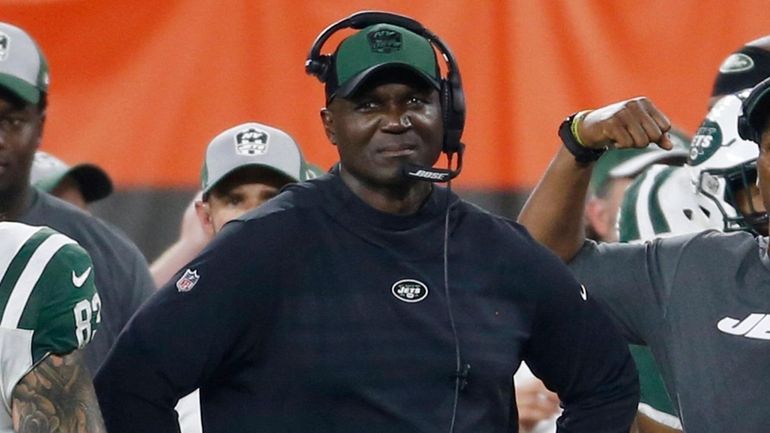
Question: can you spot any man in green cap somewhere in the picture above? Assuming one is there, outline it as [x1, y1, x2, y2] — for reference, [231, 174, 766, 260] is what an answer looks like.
[96, 12, 638, 433]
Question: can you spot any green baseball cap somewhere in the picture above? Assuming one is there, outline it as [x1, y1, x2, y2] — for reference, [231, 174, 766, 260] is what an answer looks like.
[0, 22, 49, 104]
[201, 122, 307, 194]
[325, 23, 440, 102]
[590, 128, 690, 196]
[30, 151, 113, 202]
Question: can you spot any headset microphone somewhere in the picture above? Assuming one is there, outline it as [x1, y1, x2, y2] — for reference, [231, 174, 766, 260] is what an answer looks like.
[403, 165, 457, 182]
[402, 147, 464, 182]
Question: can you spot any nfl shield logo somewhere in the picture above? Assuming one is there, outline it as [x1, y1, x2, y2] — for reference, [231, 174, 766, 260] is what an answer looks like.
[176, 269, 200, 292]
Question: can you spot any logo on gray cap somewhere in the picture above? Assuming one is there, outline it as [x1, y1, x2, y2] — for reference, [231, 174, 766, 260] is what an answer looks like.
[234, 127, 269, 156]
[0, 32, 9, 61]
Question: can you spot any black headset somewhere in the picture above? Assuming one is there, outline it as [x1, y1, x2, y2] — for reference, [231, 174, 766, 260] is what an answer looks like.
[738, 77, 770, 144]
[305, 11, 466, 157]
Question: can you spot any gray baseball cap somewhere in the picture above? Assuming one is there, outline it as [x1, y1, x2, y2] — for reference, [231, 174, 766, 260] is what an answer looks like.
[30, 151, 113, 202]
[201, 122, 306, 194]
[0, 22, 49, 104]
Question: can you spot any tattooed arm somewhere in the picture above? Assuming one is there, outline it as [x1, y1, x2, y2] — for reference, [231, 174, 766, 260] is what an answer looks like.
[12, 350, 106, 433]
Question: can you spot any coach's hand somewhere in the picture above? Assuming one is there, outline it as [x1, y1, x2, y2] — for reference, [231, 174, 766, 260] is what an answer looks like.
[578, 97, 674, 151]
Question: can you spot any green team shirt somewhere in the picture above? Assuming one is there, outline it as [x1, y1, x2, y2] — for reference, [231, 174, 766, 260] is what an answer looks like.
[0, 222, 100, 431]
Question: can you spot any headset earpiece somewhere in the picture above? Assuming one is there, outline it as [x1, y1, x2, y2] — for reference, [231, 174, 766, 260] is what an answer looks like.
[738, 77, 770, 144]
[440, 70, 465, 154]
[737, 111, 755, 143]
[305, 54, 332, 83]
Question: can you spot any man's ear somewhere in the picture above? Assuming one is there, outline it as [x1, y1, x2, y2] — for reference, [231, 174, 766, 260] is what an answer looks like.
[194, 200, 216, 238]
[320, 108, 336, 145]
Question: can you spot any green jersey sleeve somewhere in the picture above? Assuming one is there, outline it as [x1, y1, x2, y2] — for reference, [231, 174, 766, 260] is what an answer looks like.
[0, 224, 101, 364]
[25, 242, 101, 362]
[0, 223, 101, 410]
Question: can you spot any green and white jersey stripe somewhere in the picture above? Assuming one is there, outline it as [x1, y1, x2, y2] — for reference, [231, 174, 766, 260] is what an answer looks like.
[0, 222, 100, 430]
[618, 164, 724, 243]
[618, 165, 678, 242]
[1, 228, 76, 328]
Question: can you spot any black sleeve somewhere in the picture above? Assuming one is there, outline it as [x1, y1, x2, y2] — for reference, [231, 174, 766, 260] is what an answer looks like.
[521, 250, 639, 433]
[125, 240, 157, 312]
[94, 221, 274, 433]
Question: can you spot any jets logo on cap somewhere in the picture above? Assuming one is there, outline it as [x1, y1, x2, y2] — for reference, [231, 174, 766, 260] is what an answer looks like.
[0, 32, 9, 61]
[719, 53, 754, 73]
[368, 29, 402, 54]
[234, 127, 269, 156]
[391, 279, 428, 303]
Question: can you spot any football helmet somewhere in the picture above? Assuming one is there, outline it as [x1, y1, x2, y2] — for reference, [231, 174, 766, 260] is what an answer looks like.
[618, 91, 768, 241]
[618, 164, 725, 242]
[688, 91, 767, 235]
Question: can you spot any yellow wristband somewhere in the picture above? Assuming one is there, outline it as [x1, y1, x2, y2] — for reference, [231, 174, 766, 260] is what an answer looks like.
[560, 111, 605, 163]
[570, 110, 593, 147]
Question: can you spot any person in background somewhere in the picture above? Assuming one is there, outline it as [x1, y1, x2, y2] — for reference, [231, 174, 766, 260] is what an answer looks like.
[0, 21, 154, 373]
[149, 121, 314, 288]
[150, 121, 313, 433]
[29, 150, 113, 213]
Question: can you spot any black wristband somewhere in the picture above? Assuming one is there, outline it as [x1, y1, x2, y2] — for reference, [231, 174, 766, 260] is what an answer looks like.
[558, 113, 606, 163]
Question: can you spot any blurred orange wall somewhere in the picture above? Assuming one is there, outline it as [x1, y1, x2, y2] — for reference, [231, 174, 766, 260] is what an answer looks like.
[3, 0, 770, 189]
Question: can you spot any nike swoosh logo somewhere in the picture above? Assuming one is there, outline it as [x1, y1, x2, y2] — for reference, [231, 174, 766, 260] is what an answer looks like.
[579, 284, 588, 301]
[72, 267, 92, 288]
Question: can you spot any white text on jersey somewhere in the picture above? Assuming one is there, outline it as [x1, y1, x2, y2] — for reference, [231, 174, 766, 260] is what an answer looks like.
[717, 313, 770, 340]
